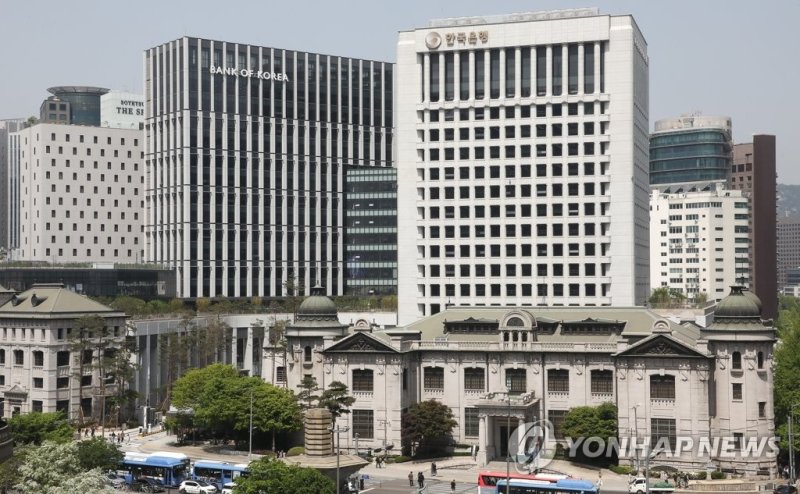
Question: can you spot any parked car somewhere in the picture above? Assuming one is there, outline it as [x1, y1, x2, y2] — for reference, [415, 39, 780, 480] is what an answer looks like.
[179, 479, 219, 494]
[774, 485, 798, 494]
[132, 478, 167, 493]
[105, 473, 126, 489]
[221, 482, 236, 494]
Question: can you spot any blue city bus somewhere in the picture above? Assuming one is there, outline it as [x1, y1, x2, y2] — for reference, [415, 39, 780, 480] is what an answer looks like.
[191, 460, 248, 489]
[120, 451, 190, 488]
[495, 478, 599, 494]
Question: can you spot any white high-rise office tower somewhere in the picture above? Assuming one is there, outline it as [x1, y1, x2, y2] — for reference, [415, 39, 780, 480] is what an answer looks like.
[396, 9, 650, 324]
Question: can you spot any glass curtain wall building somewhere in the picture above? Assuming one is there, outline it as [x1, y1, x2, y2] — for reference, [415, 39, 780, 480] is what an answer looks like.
[649, 115, 732, 186]
[344, 166, 397, 295]
[396, 9, 651, 324]
[144, 37, 393, 298]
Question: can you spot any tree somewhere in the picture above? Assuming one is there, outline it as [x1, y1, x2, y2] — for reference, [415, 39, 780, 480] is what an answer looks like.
[69, 315, 106, 423]
[171, 364, 301, 442]
[0, 450, 25, 493]
[109, 296, 147, 318]
[75, 437, 124, 472]
[648, 287, 687, 308]
[9, 412, 73, 445]
[319, 381, 355, 424]
[560, 402, 618, 463]
[233, 457, 334, 494]
[105, 325, 139, 426]
[14, 441, 116, 494]
[296, 375, 320, 410]
[237, 377, 302, 451]
[401, 400, 457, 456]
[774, 307, 800, 433]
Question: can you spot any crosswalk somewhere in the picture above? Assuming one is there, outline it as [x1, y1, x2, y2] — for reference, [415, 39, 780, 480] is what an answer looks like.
[402, 480, 477, 494]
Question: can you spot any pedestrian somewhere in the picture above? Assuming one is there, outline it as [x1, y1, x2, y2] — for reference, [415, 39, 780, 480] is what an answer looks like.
[431, 461, 437, 477]
[409, 471, 414, 487]
[418, 472, 425, 488]
[91, 427, 96, 438]
[451, 479, 456, 492]
[359, 477, 365, 491]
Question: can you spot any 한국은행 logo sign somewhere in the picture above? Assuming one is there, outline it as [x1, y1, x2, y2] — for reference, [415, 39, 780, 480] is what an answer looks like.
[210, 65, 290, 82]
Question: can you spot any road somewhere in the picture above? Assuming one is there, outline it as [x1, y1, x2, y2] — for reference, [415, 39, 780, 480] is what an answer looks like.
[358, 476, 628, 494]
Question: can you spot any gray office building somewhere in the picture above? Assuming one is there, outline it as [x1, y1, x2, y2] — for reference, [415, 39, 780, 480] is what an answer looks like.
[0, 119, 25, 251]
[144, 37, 394, 299]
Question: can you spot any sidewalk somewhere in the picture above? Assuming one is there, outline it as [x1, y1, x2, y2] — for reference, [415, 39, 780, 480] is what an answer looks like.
[122, 431, 627, 492]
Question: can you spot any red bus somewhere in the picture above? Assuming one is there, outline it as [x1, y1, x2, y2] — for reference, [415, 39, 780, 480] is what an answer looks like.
[478, 472, 570, 494]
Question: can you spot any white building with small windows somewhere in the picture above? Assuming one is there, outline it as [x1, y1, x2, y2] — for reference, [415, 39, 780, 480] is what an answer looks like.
[0, 283, 128, 420]
[9, 122, 144, 263]
[396, 9, 651, 325]
[650, 183, 751, 302]
[265, 287, 776, 477]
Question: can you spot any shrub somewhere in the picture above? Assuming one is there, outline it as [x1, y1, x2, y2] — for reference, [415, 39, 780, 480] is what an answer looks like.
[609, 465, 633, 475]
[690, 471, 707, 480]
[390, 455, 411, 463]
[286, 446, 305, 457]
[710, 471, 725, 480]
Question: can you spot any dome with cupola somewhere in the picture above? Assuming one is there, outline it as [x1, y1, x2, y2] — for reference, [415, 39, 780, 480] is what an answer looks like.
[714, 286, 761, 319]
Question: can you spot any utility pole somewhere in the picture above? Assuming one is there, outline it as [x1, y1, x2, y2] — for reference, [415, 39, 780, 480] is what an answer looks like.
[248, 387, 254, 459]
[790, 412, 795, 481]
[329, 425, 350, 494]
[506, 393, 512, 494]
[632, 405, 639, 473]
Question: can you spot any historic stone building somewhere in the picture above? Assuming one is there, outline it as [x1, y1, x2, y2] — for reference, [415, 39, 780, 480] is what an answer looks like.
[0, 283, 128, 420]
[266, 286, 776, 476]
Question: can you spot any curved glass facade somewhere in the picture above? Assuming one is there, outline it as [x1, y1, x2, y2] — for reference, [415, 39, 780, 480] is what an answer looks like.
[47, 87, 109, 126]
[649, 129, 731, 185]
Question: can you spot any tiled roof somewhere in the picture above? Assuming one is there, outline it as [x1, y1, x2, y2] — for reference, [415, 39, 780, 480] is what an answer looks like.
[0, 283, 121, 316]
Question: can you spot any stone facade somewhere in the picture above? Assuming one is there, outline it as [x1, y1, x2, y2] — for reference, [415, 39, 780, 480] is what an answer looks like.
[267, 287, 776, 476]
[0, 283, 129, 421]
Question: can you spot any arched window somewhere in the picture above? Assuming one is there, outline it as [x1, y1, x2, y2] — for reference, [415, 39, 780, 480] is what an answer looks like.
[757, 351, 764, 370]
[732, 351, 742, 370]
[512, 332, 519, 342]
[303, 346, 312, 363]
[506, 316, 525, 327]
[521, 333, 528, 342]
[503, 332, 510, 342]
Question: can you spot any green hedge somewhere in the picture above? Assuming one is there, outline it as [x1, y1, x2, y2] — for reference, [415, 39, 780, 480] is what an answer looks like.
[286, 446, 305, 457]
[710, 471, 725, 480]
[389, 455, 411, 463]
[609, 465, 633, 475]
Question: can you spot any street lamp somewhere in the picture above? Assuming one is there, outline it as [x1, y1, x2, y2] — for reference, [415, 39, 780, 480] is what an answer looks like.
[329, 425, 350, 494]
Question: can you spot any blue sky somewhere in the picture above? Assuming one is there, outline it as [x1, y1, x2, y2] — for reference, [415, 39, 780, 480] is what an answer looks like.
[2, 0, 797, 181]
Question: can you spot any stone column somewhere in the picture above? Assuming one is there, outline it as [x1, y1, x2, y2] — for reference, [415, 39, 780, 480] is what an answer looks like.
[578, 43, 585, 95]
[423, 53, 430, 102]
[477, 413, 488, 466]
[245, 324, 253, 375]
[594, 43, 601, 94]
[468, 51, 475, 100]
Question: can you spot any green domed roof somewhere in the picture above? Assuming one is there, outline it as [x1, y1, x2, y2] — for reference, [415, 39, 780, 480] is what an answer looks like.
[296, 285, 338, 321]
[742, 288, 763, 311]
[715, 286, 761, 319]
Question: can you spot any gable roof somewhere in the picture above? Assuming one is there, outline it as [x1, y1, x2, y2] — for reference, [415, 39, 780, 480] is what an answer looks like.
[614, 333, 710, 359]
[0, 283, 122, 317]
[324, 331, 400, 354]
